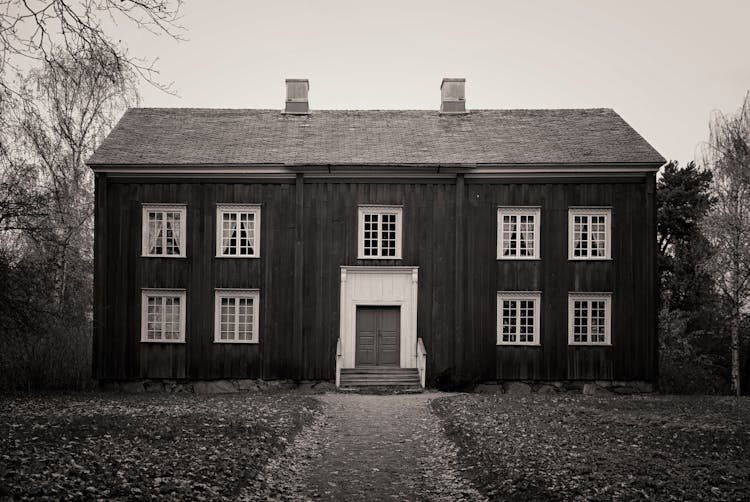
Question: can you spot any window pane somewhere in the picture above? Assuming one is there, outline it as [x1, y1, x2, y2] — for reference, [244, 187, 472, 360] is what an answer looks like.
[381, 214, 396, 257]
[591, 300, 606, 342]
[363, 213, 378, 256]
[574, 215, 588, 257]
[221, 297, 236, 340]
[165, 212, 181, 255]
[519, 299, 535, 343]
[222, 213, 237, 255]
[503, 215, 517, 256]
[147, 297, 161, 339]
[148, 212, 164, 255]
[237, 298, 254, 340]
[238, 213, 256, 255]
[502, 300, 517, 342]
[573, 300, 588, 342]
[591, 216, 606, 257]
[519, 215, 535, 257]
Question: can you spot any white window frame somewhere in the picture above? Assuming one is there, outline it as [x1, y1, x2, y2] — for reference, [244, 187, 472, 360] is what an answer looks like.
[141, 204, 187, 258]
[568, 293, 612, 346]
[357, 205, 403, 259]
[215, 204, 262, 258]
[496, 291, 542, 346]
[568, 207, 612, 260]
[497, 206, 541, 260]
[140, 289, 186, 343]
[214, 289, 260, 344]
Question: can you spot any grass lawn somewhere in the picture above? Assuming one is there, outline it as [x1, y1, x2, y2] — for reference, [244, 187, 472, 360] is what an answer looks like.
[432, 394, 750, 501]
[0, 392, 319, 500]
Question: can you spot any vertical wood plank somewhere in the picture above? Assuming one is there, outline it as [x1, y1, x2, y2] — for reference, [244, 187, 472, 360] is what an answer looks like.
[93, 174, 107, 380]
[454, 174, 465, 378]
[295, 174, 304, 380]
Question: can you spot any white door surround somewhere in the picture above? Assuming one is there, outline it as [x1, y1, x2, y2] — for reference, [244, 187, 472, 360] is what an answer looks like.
[339, 266, 419, 369]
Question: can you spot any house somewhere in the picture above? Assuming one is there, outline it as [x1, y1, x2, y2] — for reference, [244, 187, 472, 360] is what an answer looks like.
[87, 78, 665, 389]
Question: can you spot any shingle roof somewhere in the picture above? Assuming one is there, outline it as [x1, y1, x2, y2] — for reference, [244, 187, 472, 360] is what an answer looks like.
[87, 108, 665, 166]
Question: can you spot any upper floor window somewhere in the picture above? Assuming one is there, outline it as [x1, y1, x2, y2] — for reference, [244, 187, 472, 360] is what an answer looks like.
[497, 292, 541, 345]
[216, 204, 261, 258]
[141, 289, 186, 343]
[568, 207, 611, 260]
[357, 205, 402, 259]
[497, 207, 541, 260]
[142, 204, 186, 257]
[568, 293, 611, 345]
[214, 289, 259, 343]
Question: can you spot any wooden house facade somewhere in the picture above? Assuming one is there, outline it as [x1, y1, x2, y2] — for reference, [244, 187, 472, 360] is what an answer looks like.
[88, 79, 665, 388]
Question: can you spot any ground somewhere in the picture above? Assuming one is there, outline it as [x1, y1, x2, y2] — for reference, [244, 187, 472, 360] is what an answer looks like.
[0, 392, 318, 500]
[258, 393, 481, 501]
[1, 391, 748, 500]
[432, 394, 750, 501]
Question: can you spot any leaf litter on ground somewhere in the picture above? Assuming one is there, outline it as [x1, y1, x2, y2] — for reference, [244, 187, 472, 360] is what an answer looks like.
[0, 392, 319, 500]
[432, 394, 750, 501]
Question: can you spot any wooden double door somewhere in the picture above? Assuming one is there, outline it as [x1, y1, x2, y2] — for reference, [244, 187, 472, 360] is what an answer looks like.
[355, 306, 400, 366]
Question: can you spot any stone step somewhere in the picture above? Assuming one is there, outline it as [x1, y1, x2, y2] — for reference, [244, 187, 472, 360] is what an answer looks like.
[340, 374, 419, 380]
[341, 367, 419, 374]
[340, 380, 421, 387]
[340, 376, 420, 383]
[340, 367, 421, 388]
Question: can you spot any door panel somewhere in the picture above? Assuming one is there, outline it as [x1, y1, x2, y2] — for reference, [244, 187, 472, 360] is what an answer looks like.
[355, 306, 400, 367]
[355, 308, 377, 366]
[378, 308, 400, 366]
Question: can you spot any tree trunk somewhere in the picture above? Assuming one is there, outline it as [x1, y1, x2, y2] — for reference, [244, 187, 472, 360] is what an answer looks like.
[731, 313, 741, 396]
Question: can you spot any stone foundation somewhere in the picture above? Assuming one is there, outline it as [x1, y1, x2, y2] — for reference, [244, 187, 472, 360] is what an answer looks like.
[101, 379, 654, 395]
[474, 380, 655, 395]
[99, 379, 337, 394]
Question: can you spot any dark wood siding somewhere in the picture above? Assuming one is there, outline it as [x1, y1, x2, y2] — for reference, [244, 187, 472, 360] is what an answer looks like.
[97, 182, 295, 380]
[464, 178, 657, 382]
[94, 174, 657, 383]
[301, 182, 456, 381]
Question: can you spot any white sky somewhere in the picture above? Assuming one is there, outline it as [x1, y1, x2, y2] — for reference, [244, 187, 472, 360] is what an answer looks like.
[120, 0, 750, 165]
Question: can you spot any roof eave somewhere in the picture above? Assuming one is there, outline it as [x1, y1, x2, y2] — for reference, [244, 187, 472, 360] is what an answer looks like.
[87, 160, 666, 176]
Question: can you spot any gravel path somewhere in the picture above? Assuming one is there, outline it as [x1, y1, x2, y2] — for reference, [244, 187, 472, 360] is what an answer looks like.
[251, 392, 485, 501]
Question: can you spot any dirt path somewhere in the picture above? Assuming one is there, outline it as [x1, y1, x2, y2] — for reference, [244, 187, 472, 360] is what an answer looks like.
[252, 392, 485, 501]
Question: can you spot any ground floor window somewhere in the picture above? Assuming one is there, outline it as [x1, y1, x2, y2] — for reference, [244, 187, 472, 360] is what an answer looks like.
[214, 289, 260, 343]
[497, 292, 541, 345]
[568, 293, 612, 345]
[141, 289, 186, 342]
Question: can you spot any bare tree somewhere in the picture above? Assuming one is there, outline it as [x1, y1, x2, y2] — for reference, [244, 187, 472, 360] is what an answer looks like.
[0, 46, 137, 389]
[0, 0, 183, 99]
[4, 45, 137, 306]
[701, 91, 750, 396]
[0, 1, 179, 389]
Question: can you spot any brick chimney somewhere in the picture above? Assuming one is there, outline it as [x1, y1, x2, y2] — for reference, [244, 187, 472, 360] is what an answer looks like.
[284, 79, 309, 114]
[440, 78, 467, 114]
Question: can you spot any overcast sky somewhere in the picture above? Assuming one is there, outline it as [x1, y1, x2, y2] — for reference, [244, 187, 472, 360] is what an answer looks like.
[124, 0, 750, 165]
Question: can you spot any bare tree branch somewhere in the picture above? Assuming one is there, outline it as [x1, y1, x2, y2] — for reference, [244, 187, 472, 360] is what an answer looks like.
[701, 91, 750, 396]
[0, 0, 184, 99]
